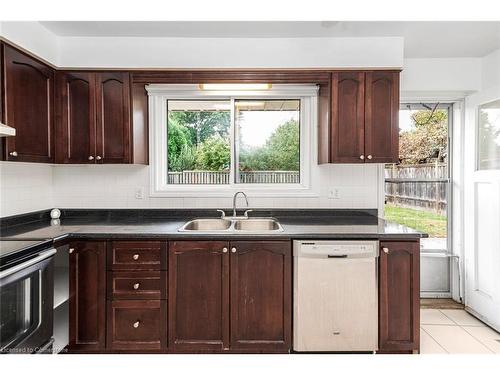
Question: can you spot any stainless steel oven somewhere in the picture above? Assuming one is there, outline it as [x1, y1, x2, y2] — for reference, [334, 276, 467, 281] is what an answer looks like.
[0, 247, 56, 354]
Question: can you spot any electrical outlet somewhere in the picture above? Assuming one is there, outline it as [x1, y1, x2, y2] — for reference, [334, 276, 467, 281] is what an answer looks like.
[135, 187, 144, 199]
[328, 188, 340, 199]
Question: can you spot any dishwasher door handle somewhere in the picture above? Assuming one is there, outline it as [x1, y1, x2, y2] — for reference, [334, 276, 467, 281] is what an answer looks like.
[327, 254, 348, 258]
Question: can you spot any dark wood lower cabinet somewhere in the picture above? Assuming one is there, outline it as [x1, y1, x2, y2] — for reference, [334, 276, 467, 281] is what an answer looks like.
[69, 241, 107, 352]
[378, 240, 420, 353]
[107, 300, 166, 351]
[168, 241, 230, 351]
[66, 238, 419, 354]
[230, 241, 291, 351]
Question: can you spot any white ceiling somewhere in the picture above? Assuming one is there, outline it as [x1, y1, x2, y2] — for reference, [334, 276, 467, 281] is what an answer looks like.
[39, 21, 500, 58]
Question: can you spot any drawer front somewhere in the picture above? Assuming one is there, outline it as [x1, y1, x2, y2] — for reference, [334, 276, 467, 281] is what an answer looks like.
[107, 300, 166, 351]
[108, 241, 165, 270]
[107, 271, 166, 300]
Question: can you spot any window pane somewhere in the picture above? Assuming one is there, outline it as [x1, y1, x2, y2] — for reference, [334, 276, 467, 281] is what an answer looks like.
[478, 99, 500, 170]
[167, 100, 231, 184]
[235, 99, 300, 184]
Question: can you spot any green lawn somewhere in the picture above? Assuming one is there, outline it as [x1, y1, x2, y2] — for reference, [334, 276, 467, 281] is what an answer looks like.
[384, 205, 447, 237]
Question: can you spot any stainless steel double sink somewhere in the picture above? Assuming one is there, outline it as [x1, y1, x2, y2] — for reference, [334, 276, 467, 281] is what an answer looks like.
[178, 218, 283, 233]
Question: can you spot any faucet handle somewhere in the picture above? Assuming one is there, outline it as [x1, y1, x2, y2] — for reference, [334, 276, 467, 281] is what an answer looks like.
[216, 209, 226, 219]
[244, 209, 253, 218]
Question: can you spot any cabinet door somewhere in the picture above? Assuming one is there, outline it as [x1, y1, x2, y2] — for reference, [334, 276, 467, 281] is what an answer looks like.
[3, 45, 54, 162]
[168, 241, 230, 351]
[379, 240, 420, 353]
[69, 241, 106, 352]
[55, 71, 96, 163]
[330, 72, 365, 163]
[95, 72, 131, 163]
[230, 241, 291, 352]
[364, 71, 400, 163]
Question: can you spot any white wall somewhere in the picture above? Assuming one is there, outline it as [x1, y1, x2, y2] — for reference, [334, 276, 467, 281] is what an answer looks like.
[0, 21, 59, 65]
[0, 162, 54, 217]
[401, 57, 482, 99]
[57, 36, 404, 68]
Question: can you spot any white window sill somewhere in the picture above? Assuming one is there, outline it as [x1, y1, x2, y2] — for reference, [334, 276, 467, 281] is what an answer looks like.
[150, 185, 320, 198]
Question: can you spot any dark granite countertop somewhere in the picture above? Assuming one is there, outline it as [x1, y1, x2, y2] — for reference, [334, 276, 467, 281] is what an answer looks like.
[0, 209, 427, 242]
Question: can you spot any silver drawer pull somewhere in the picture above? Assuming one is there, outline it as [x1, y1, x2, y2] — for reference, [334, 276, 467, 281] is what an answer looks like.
[231, 247, 237, 253]
[133, 283, 140, 290]
[222, 247, 228, 253]
[88, 155, 94, 160]
[9, 151, 18, 157]
[133, 321, 140, 328]
[367, 155, 373, 160]
[383, 247, 389, 254]
[359, 155, 365, 160]
[69, 248, 75, 254]
[96, 155, 102, 160]
[132, 254, 139, 260]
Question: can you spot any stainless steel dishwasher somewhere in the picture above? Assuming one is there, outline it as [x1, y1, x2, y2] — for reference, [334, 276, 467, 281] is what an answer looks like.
[293, 240, 379, 352]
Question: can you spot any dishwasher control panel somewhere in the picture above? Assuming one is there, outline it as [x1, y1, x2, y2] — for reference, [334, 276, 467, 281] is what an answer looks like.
[293, 240, 378, 258]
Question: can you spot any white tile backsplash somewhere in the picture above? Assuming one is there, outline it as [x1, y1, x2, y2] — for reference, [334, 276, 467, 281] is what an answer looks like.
[1, 162, 381, 217]
[1, 162, 54, 217]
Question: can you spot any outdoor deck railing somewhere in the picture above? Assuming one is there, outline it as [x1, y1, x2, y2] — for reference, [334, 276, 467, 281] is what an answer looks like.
[167, 170, 300, 184]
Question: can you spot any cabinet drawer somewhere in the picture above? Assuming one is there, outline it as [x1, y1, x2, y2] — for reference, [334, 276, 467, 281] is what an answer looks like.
[107, 271, 166, 300]
[107, 300, 166, 351]
[108, 241, 165, 270]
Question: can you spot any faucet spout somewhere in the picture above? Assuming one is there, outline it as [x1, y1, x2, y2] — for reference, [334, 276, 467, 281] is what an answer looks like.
[232, 191, 248, 217]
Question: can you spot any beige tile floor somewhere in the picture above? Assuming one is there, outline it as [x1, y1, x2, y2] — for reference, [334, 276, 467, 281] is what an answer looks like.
[420, 309, 500, 354]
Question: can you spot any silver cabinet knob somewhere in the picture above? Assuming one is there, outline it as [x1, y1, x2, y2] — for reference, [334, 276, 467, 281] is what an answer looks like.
[222, 247, 228, 253]
[133, 321, 140, 328]
[88, 156, 94, 161]
[96, 156, 102, 160]
[69, 248, 75, 254]
[359, 155, 365, 160]
[133, 283, 140, 290]
[383, 247, 389, 254]
[132, 254, 139, 260]
[231, 247, 237, 253]
[9, 151, 18, 157]
[367, 155, 373, 160]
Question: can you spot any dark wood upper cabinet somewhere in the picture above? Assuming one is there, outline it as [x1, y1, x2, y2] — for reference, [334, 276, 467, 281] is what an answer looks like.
[168, 241, 230, 352]
[229, 241, 291, 352]
[69, 241, 107, 352]
[2, 45, 54, 162]
[55, 71, 96, 163]
[379, 240, 420, 353]
[95, 72, 131, 163]
[365, 71, 400, 163]
[319, 70, 400, 164]
[55, 71, 132, 164]
[330, 72, 365, 163]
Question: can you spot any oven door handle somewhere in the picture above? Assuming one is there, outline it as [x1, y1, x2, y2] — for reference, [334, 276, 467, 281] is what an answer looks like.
[0, 248, 57, 279]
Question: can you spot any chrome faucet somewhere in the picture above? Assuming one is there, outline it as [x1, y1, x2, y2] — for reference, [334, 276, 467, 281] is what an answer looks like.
[232, 191, 251, 218]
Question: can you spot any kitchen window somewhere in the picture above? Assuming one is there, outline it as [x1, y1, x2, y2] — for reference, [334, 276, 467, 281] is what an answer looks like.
[147, 84, 317, 197]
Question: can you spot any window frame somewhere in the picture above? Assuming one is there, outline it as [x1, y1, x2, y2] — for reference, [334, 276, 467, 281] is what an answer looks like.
[146, 84, 319, 197]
